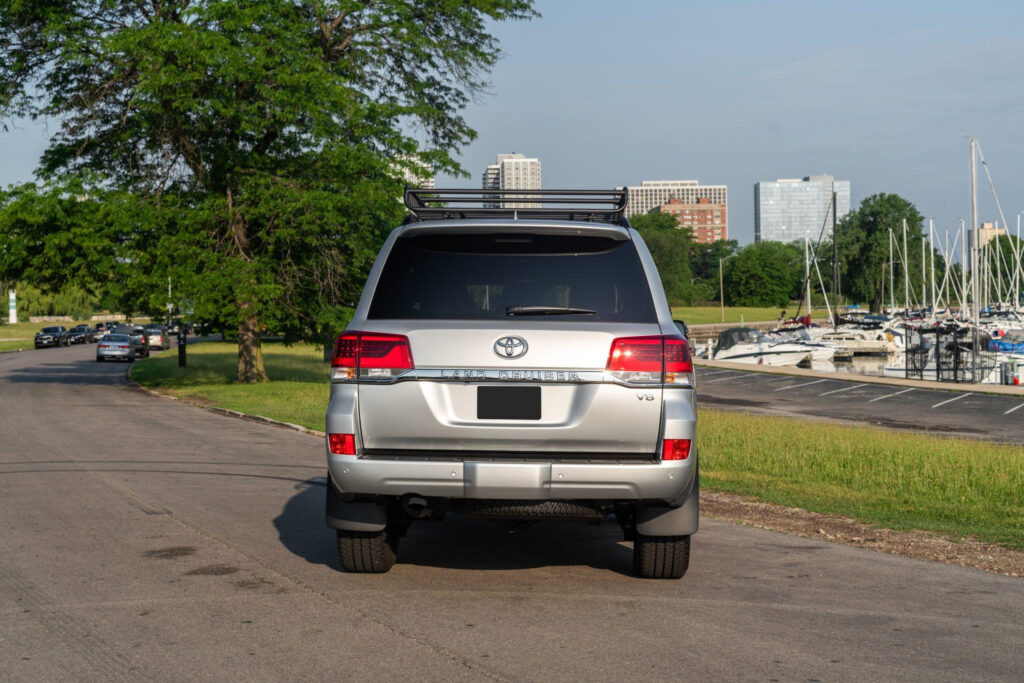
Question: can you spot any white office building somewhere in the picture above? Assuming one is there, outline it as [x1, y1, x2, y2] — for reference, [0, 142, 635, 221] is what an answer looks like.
[622, 180, 728, 219]
[396, 155, 434, 189]
[482, 153, 542, 207]
[754, 174, 851, 243]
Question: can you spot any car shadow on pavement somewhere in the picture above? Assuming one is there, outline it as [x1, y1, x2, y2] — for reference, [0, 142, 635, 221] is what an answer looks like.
[274, 480, 635, 576]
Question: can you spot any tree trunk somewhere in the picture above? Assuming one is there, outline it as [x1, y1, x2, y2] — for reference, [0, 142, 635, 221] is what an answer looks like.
[236, 309, 268, 383]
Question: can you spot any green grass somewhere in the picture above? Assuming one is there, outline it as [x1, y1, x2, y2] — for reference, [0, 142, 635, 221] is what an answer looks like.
[132, 342, 1024, 550]
[0, 318, 152, 340]
[670, 306, 829, 325]
[0, 340, 31, 352]
[700, 410, 1024, 550]
[130, 342, 330, 430]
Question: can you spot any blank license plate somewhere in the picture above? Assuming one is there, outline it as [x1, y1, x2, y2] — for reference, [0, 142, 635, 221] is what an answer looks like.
[477, 386, 541, 420]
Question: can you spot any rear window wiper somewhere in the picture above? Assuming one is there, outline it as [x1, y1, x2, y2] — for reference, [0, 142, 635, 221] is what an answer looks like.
[506, 306, 596, 316]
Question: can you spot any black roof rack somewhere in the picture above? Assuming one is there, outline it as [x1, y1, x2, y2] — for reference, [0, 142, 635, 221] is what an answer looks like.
[404, 187, 629, 226]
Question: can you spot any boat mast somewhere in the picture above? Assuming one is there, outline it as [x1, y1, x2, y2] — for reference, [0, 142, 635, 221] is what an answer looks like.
[889, 228, 895, 311]
[902, 218, 909, 311]
[831, 188, 839, 329]
[960, 218, 967, 318]
[805, 232, 812, 317]
[930, 220, 936, 315]
[921, 234, 926, 311]
[970, 136, 980, 380]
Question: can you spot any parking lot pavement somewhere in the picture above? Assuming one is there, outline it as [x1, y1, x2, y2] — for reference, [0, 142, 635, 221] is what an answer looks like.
[695, 366, 1024, 443]
[2, 344, 1024, 680]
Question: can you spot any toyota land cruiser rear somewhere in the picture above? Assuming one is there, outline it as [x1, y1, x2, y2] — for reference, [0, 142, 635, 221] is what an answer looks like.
[325, 189, 698, 578]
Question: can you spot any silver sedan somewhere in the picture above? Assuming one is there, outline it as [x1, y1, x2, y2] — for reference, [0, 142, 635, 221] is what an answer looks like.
[96, 334, 135, 362]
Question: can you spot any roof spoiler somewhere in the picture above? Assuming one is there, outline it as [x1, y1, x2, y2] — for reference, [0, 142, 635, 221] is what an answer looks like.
[404, 187, 629, 225]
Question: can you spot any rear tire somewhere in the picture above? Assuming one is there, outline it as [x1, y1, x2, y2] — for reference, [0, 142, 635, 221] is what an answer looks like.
[337, 528, 398, 573]
[634, 534, 690, 579]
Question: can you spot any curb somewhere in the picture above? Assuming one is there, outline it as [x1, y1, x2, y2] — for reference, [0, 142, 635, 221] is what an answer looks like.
[124, 367, 326, 439]
[694, 358, 1024, 397]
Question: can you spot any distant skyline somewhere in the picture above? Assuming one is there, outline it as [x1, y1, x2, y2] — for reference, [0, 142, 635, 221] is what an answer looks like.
[3, 0, 1024, 244]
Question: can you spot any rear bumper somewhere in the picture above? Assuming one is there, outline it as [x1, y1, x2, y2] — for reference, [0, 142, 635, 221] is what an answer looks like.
[327, 451, 695, 504]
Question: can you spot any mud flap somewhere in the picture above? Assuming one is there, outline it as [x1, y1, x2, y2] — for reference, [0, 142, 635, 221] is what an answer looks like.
[325, 474, 387, 532]
[636, 465, 699, 537]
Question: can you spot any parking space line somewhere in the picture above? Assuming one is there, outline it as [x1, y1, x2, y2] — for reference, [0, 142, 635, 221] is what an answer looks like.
[698, 369, 737, 377]
[818, 383, 866, 396]
[868, 388, 914, 403]
[1003, 402, 1024, 416]
[931, 393, 971, 409]
[703, 374, 749, 383]
[774, 379, 828, 392]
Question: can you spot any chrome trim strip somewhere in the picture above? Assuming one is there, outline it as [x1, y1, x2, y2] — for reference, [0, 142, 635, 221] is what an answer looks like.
[335, 368, 693, 388]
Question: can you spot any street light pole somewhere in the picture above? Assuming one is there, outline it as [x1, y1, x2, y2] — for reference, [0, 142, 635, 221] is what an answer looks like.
[719, 254, 737, 323]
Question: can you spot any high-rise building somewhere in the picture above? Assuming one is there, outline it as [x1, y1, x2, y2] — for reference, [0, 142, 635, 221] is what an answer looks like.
[754, 174, 851, 243]
[970, 222, 1006, 248]
[482, 153, 541, 207]
[656, 197, 727, 243]
[622, 180, 728, 220]
[395, 155, 434, 189]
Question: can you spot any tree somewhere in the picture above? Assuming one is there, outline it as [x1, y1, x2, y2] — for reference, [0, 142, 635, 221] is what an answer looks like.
[836, 193, 933, 313]
[631, 212, 697, 305]
[722, 241, 803, 308]
[0, 0, 535, 381]
[690, 239, 739, 302]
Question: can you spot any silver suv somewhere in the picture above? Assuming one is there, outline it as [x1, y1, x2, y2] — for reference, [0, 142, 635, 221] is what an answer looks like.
[325, 189, 698, 578]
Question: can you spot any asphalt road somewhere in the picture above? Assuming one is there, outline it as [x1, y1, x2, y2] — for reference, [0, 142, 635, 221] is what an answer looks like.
[696, 366, 1024, 444]
[2, 344, 1023, 681]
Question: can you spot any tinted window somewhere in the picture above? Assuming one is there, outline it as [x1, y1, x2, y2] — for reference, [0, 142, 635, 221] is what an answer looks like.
[42, 327, 61, 333]
[105, 335, 130, 342]
[369, 233, 656, 322]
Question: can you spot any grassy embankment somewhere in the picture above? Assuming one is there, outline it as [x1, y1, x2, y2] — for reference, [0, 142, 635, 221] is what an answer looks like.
[0, 318, 153, 352]
[132, 341, 1024, 550]
[670, 306, 829, 325]
[0, 320, 94, 351]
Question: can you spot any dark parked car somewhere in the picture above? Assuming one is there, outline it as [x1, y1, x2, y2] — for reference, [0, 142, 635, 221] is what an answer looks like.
[113, 324, 150, 358]
[34, 326, 70, 348]
[68, 324, 98, 344]
[143, 324, 170, 350]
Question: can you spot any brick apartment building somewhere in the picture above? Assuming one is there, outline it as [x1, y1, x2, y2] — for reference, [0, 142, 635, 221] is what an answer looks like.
[655, 197, 727, 243]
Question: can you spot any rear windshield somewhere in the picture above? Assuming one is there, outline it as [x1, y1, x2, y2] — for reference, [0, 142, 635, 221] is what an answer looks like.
[369, 233, 657, 322]
[41, 327, 61, 333]
[105, 334, 130, 342]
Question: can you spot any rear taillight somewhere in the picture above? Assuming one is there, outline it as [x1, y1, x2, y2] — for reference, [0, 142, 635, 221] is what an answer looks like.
[331, 332, 414, 382]
[606, 335, 693, 385]
[328, 433, 356, 455]
[98, 344, 109, 349]
[662, 438, 691, 461]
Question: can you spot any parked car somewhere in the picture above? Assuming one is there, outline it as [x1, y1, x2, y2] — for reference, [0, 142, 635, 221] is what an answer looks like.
[67, 324, 98, 344]
[113, 324, 150, 358]
[323, 188, 698, 579]
[143, 324, 170, 350]
[96, 334, 135, 362]
[34, 326, 70, 348]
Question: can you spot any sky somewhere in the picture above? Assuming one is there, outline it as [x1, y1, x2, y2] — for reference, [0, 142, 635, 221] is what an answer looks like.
[3, 0, 1024, 245]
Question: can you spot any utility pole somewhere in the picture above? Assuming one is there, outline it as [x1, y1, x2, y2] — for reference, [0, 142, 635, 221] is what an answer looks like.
[719, 254, 737, 324]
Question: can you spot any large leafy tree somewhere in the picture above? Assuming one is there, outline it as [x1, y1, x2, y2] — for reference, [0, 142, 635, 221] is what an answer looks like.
[722, 241, 803, 308]
[836, 193, 936, 313]
[630, 212, 698, 305]
[0, 0, 535, 381]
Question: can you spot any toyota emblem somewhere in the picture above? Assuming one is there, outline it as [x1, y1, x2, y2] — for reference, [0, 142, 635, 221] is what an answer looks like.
[494, 335, 528, 359]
